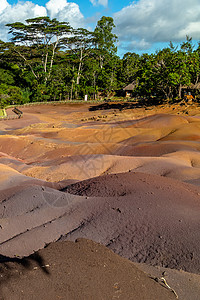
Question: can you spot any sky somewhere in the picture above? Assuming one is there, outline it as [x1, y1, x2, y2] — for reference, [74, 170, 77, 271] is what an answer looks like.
[1, 0, 200, 56]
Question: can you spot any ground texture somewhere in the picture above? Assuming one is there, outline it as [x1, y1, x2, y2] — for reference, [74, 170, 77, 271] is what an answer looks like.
[0, 101, 200, 299]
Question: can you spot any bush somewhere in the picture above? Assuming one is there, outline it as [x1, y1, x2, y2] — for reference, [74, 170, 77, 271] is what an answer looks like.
[0, 84, 23, 107]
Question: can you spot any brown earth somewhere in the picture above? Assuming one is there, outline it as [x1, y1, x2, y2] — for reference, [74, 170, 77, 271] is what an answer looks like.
[0, 238, 176, 300]
[1, 101, 200, 299]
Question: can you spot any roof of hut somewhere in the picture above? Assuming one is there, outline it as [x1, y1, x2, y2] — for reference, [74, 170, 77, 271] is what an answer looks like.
[123, 81, 137, 91]
[182, 83, 200, 89]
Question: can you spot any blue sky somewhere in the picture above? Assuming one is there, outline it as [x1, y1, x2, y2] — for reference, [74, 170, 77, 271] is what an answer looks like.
[1, 0, 200, 56]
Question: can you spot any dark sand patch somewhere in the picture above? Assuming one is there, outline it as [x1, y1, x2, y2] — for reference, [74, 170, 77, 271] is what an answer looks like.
[0, 239, 175, 300]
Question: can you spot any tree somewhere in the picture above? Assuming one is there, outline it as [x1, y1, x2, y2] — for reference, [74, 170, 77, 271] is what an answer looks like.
[135, 53, 157, 98]
[94, 16, 117, 54]
[81, 52, 101, 99]
[94, 16, 118, 69]
[122, 52, 140, 84]
[152, 47, 175, 99]
[65, 28, 94, 85]
[170, 51, 191, 98]
[6, 17, 72, 84]
[190, 49, 200, 85]
[62, 28, 95, 99]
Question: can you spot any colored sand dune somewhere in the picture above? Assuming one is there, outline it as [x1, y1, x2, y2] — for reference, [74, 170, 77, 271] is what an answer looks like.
[0, 102, 200, 299]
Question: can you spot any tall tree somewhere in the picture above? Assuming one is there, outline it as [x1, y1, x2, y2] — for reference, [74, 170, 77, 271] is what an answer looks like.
[65, 28, 94, 85]
[190, 49, 200, 85]
[122, 52, 140, 84]
[94, 16, 117, 69]
[6, 17, 72, 83]
[135, 53, 156, 98]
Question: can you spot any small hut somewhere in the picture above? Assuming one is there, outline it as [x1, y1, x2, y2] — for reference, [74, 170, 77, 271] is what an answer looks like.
[123, 81, 137, 97]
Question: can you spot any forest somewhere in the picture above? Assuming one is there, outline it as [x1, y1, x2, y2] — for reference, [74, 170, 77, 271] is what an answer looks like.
[0, 15, 200, 108]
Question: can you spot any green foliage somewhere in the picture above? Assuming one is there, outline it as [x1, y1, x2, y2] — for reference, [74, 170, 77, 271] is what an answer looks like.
[6, 17, 72, 84]
[21, 88, 32, 103]
[0, 68, 15, 85]
[122, 52, 140, 84]
[94, 16, 118, 55]
[0, 83, 23, 107]
[0, 17, 200, 105]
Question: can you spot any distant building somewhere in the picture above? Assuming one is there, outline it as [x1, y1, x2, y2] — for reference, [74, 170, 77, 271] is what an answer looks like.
[123, 81, 137, 97]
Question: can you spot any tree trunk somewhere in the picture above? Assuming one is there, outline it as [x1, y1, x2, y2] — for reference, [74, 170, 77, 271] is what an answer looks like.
[167, 86, 172, 99]
[162, 88, 168, 99]
[44, 52, 48, 75]
[46, 37, 59, 82]
[100, 55, 103, 69]
[195, 74, 199, 85]
[93, 71, 96, 100]
[77, 48, 83, 85]
[14, 48, 38, 80]
[70, 81, 73, 100]
[178, 84, 182, 98]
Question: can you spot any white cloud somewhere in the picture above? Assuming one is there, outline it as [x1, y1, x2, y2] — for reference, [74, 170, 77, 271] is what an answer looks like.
[114, 0, 200, 52]
[90, 0, 108, 7]
[33, 4, 47, 16]
[0, 2, 46, 24]
[0, 0, 9, 14]
[177, 22, 200, 39]
[0, 1, 47, 41]
[46, 0, 67, 15]
[0, 0, 84, 42]
[46, 0, 84, 28]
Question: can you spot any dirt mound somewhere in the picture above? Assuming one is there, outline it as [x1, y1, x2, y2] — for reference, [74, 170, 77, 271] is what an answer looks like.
[62, 172, 200, 274]
[116, 141, 196, 157]
[0, 239, 175, 300]
[1, 171, 200, 274]
[63, 169, 198, 197]
[127, 113, 189, 128]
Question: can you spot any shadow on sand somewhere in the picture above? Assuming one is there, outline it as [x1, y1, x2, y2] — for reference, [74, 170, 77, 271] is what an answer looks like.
[0, 252, 50, 287]
[89, 101, 144, 112]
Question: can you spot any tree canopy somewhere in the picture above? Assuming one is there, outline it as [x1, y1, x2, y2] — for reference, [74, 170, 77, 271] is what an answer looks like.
[1, 16, 200, 107]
